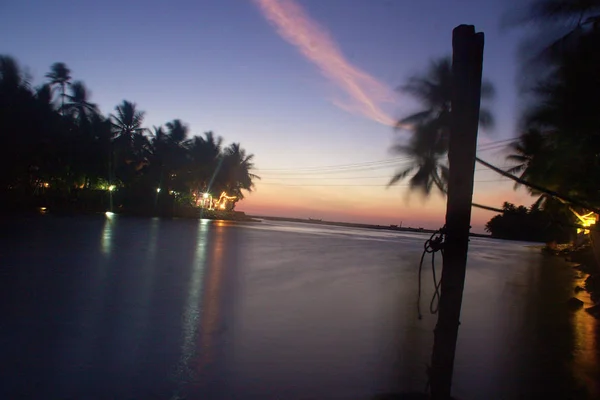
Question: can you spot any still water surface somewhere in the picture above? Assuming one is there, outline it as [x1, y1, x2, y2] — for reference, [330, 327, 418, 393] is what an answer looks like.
[0, 215, 598, 399]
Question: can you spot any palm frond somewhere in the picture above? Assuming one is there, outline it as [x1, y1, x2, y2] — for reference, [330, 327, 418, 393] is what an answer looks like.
[409, 167, 434, 195]
[388, 166, 415, 187]
[397, 110, 433, 127]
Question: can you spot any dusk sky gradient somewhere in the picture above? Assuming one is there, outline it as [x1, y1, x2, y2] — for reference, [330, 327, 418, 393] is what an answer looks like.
[1, 0, 535, 232]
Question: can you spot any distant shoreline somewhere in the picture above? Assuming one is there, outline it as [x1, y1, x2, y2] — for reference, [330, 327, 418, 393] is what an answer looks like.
[8, 206, 491, 238]
[248, 215, 492, 238]
[4, 205, 258, 222]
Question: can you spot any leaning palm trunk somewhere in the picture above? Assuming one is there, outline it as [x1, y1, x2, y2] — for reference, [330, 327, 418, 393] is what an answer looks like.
[476, 156, 600, 215]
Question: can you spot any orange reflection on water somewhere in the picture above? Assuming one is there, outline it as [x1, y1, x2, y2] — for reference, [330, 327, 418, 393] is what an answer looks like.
[571, 277, 599, 398]
[197, 221, 226, 371]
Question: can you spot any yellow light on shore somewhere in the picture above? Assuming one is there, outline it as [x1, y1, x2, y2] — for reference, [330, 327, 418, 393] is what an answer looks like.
[105, 211, 115, 218]
[108, 185, 115, 191]
[572, 210, 597, 234]
[42, 182, 50, 188]
[203, 193, 209, 199]
[214, 191, 236, 211]
[156, 188, 161, 193]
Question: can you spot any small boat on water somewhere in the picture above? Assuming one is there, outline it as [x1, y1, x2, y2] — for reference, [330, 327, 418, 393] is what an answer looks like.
[308, 218, 322, 222]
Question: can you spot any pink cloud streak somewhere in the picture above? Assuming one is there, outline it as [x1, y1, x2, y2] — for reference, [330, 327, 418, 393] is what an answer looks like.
[253, 0, 398, 126]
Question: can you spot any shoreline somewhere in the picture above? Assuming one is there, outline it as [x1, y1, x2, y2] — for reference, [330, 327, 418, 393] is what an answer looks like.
[4, 207, 259, 223]
[249, 214, 492, 238]
[548, 244, 600, 319]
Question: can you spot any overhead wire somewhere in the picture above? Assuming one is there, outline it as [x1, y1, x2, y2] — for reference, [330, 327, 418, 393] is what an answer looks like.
[258, 178, 510, 187]
[254, 137, 518, 174]
[252, 139, 518, 212]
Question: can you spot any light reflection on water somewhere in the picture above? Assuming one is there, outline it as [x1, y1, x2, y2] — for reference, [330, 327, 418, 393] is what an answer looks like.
[198, 220, 225, 370]
[0, 216, 598, 399]
[572, 273, 600, 398]
[101, 214, 114, 256]
[173, 219, 209, 397]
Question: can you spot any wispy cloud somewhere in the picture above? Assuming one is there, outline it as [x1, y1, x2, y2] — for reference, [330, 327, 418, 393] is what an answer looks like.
[253, 0, 398, 126]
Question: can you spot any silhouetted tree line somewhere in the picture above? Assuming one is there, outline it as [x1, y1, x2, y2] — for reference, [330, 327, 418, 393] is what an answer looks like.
[484, 202, 573, 242]
[504, 2, 600, 212]
[388, 0, 599, 241]
[0, 56, 259, 215]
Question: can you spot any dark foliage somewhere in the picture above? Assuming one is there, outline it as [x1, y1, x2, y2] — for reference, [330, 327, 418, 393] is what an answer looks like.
[504, 0, 600, 222]
[485, 202, 574, 242]
[0, 55, 259, 214]
[389, 56, 494, 197]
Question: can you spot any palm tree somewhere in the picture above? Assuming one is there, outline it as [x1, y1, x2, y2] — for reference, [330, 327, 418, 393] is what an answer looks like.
[150, 121, 189, 191]
[45, 62, 71, 113]
[495, 0, 600, 218]
[151, 125, 167, 145]
[506, 128, 547, 179]
[0, 55, 33, 191]
[165, 119, 188, 144]
[389, 121, 448, 196]
[187, 131, 222, 162]
[88, 113, 114, 184]
[62, 81, 99, 123]
[148, 126, 168, 186]
[149, 125, 168, 164]
[505, 128, 557, 207]
[389, 56, 495, 195]
[1, 54, 263, 213]
[505, 0, 600, 89]
[0, 56, 29, 92]
[110, 101, 147, 185]
[35, 84, 53, 107]
[185, 131, 224, 194]
[218, 143, 260, 202]
[398, 57, 495, 130]
[131, 132, 151, 169]
[508, 0, 600, 36]
[111, 100, 145, 145]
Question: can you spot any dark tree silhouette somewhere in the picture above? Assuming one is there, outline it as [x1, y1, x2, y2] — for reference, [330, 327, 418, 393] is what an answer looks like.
[389, 56, 495, 196]
[45, 62, 71, 114]
[485, 201, 573, 242]
[166, 119, 188, 144]
[218, 143, 259, 201]
[505, 10, 600, 210]
[111, 100, 145, 144]
[0, 55, 259, 215]
[185, 131, 224, 195]
[388, 121, 448, 196]
[63, 81, 99, 123]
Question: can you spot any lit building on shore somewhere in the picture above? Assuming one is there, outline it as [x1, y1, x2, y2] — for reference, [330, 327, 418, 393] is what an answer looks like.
[193, 191, 237, 211]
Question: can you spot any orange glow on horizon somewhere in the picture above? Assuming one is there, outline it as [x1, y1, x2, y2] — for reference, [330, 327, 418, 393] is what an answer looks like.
[238, 179, 533, 233]
[253, 0, 398, 126]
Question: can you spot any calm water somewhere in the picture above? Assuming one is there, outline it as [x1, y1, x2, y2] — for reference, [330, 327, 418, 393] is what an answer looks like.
[0, 215, 598, 399]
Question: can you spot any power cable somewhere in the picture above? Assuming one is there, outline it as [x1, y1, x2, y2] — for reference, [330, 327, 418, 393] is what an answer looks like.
[255, 138, 518, 172]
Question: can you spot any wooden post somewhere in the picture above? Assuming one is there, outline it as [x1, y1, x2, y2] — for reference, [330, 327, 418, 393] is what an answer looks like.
[429, 25, 484, 400]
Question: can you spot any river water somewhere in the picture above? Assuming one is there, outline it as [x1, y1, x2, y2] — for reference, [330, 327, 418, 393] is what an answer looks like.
[0, 215, 598, 399]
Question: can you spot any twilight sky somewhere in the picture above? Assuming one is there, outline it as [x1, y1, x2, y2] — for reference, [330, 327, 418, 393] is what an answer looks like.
[0, 0, 535, 232]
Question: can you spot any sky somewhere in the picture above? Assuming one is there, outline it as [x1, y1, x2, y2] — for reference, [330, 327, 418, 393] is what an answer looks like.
[0, 0, 535, 232]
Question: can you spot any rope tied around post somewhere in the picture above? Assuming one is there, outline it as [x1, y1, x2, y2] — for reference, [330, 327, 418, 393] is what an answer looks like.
[417, 226, 446, 320]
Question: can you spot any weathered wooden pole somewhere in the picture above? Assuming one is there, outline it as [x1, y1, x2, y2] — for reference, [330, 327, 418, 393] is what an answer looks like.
[429, 25, 484, 400]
